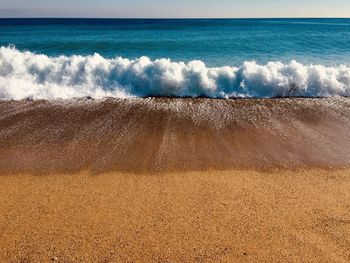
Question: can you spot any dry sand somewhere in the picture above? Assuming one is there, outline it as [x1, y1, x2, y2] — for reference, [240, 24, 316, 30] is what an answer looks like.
[0, 169, 349, 262]
[0, 98, 350, 262]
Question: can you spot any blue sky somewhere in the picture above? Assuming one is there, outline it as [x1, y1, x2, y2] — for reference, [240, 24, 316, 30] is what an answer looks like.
[0, 0, 349, 18]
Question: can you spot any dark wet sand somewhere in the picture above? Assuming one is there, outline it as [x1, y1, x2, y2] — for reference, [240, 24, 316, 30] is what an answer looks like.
[0, 98, 350, 262]
[1, 97, 350, 173]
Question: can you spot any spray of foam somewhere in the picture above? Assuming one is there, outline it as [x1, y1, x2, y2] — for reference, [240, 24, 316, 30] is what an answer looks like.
[1, 46, 350, 100]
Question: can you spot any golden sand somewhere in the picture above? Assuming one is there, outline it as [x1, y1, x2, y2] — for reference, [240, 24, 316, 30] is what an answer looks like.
[0, 169, 349, 262]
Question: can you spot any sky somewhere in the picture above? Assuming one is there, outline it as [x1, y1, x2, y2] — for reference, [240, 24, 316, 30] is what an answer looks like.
[0, 0, 350, 18]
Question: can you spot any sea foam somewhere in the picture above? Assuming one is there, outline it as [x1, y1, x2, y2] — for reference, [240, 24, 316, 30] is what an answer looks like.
[1, 46, 350, 100]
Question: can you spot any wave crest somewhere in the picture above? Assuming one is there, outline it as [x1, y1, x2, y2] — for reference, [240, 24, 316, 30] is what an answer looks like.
[1, 46, 350, 100]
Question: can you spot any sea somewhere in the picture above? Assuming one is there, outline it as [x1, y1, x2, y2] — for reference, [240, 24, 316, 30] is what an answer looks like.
[1, 18, 350, 99]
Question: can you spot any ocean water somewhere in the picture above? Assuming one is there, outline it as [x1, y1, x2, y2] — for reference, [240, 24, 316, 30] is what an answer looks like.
[1, 18, 350, 99]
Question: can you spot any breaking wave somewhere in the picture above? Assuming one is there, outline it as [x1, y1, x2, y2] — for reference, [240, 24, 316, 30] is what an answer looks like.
[1, 46, 350, 100]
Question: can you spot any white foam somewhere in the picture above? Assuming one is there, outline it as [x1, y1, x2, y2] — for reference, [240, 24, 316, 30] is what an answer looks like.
[1, 46, 350, 100]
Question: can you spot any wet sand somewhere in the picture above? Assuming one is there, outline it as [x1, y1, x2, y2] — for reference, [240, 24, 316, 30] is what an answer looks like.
[0, 98, 350, 262]
[1, 98, 350, 173]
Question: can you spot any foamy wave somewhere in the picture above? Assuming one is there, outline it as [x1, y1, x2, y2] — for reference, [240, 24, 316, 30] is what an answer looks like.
[1, 46, 350, 100]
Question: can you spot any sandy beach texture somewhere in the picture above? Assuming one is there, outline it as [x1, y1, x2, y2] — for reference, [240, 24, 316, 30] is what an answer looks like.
[0, 98, 350, 262]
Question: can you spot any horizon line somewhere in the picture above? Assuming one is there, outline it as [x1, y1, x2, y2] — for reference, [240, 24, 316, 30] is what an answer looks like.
[1, 17, 350, 19]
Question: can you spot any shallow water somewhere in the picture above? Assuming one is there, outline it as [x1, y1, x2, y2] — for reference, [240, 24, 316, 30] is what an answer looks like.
[1, 98, 350, 173]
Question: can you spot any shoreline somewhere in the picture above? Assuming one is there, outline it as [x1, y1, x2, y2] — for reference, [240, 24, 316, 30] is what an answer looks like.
[1, 97, 350, 173]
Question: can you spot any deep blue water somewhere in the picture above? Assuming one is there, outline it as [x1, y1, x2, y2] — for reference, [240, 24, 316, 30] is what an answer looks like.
[1, 18, 350, 66]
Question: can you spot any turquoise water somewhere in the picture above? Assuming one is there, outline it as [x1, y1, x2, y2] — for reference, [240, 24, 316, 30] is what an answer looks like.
[1, 18, 350, 66]
[1, 18, 350, 99]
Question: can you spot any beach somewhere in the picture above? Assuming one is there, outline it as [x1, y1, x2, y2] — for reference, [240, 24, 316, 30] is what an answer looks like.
[1, 169, 349, 262]
[0, 98, 350, 262]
